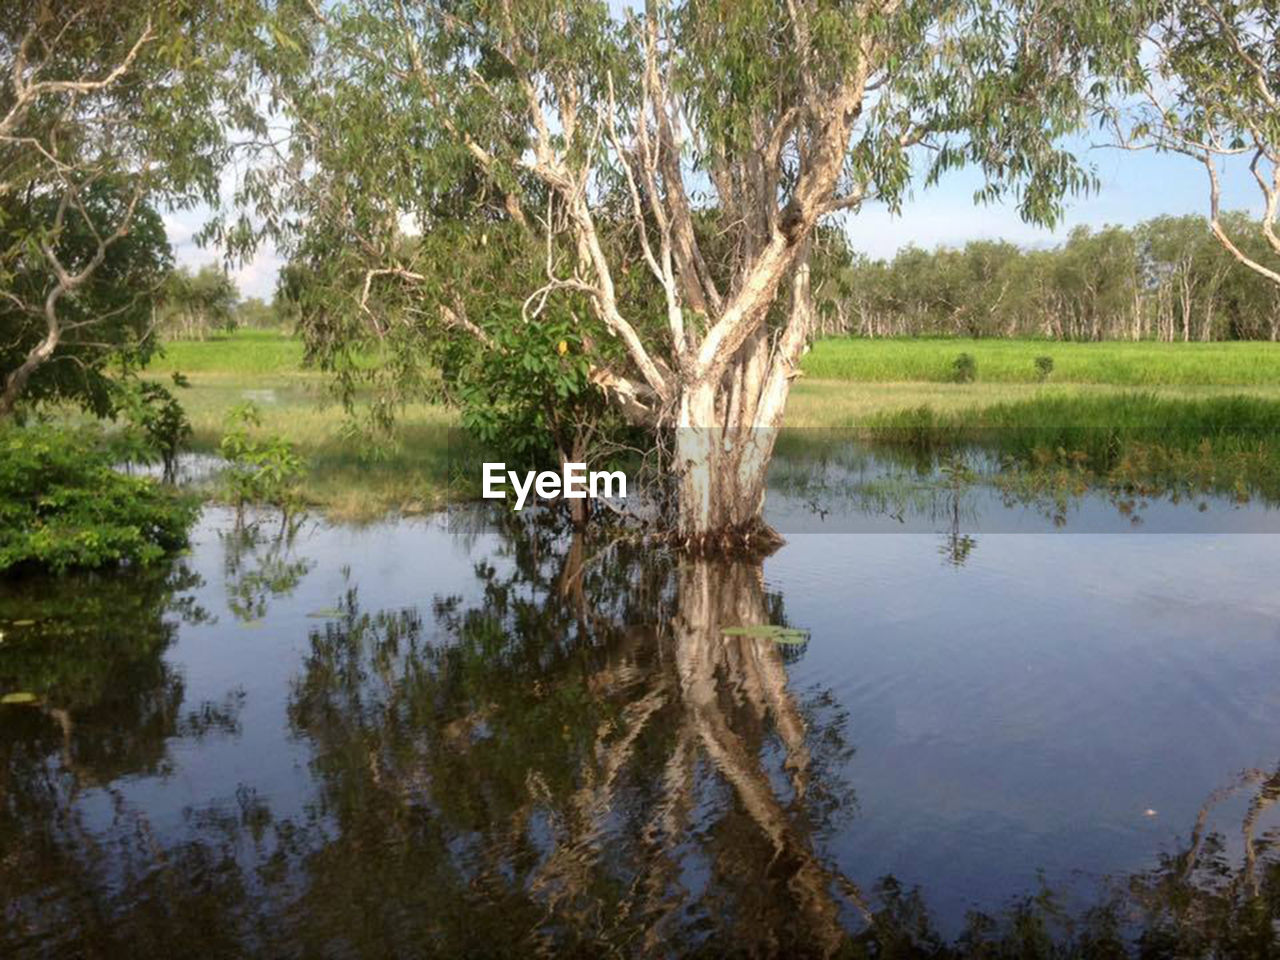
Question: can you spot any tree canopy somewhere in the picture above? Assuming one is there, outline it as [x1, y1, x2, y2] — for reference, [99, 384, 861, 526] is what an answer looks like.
[0, 0, 262, 415]
[236, 0, 1099, 546]
[0, 179, 172, 415]
[1098, 0, 1280, 288]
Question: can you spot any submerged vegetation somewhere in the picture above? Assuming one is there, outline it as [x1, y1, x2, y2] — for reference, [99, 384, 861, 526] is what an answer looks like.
[861, 393, 1280, 508]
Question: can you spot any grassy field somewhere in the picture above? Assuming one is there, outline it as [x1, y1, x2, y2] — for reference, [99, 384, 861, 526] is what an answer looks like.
[151, 327, 306, 375]
[801, 337, 1280, 385]
[150, 329, 455, 521]
[145, 329, 1280, 519]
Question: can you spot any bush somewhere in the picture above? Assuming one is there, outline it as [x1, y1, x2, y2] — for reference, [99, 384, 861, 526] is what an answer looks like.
[1034, 355, 1054, 382]
[951, 352, 978, 383]
[107, 373, 193, 482]
[0, 427, 198, 575]
[219, 402, 305, 518]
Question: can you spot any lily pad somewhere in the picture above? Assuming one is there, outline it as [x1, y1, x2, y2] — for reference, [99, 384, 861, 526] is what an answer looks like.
[722, 624, 810, 644]
[306, 607, 344, 619]
[1, 692, 39, 705]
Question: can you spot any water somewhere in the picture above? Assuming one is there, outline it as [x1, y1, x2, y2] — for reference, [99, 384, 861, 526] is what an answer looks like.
[3, 456, 1280, 956]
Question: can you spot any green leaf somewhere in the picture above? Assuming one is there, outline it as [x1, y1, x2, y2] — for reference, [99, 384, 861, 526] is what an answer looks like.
[721, 624, 810, 644]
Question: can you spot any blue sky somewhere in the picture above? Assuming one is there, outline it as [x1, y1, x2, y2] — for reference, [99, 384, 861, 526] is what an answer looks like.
[170, 138, 1261, 301]
[844, 139, 1259, 257]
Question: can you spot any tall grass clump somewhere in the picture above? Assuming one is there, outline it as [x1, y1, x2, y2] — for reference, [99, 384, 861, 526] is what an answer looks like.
[863, 393, 1280, 501]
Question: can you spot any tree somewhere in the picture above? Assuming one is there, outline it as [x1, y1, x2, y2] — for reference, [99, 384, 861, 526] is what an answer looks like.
[240, 0, 1092, 551]
[1100, 0, 1280, 290]
[0, 180, 172, 415]
[234, 296, 276, 330]
[159, 264, 240, 340]
[0, 0, 260, 416]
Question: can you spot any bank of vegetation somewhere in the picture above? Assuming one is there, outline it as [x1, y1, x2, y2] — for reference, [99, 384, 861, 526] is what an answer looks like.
[7, 1, 1280, 564]
[803, 337, 1280, 384]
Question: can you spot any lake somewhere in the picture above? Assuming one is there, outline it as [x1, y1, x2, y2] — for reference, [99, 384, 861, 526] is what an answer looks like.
[3, 452, 1280, 957]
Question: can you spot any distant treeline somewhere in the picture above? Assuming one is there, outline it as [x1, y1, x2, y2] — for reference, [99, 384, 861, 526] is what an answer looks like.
[822, 213, 1280, 342]
[158, 265, 285, 341]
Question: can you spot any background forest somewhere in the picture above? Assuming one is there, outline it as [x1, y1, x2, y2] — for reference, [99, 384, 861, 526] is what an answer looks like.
[818, 214, 1280, 342]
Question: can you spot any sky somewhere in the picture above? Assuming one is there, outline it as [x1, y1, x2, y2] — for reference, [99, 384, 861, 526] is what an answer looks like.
[166, 136, 1262, 302]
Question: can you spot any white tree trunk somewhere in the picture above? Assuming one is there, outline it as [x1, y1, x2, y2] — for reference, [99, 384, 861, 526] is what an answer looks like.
[672, 262, 811, 553]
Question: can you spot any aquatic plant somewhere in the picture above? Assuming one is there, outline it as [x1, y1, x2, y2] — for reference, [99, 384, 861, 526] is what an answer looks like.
[219, 402, 305, 522]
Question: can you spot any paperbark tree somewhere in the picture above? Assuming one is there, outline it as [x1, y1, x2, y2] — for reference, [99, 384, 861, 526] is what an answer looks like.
[244, 0, 1092, 551]
[1099, 0, 1280, 290]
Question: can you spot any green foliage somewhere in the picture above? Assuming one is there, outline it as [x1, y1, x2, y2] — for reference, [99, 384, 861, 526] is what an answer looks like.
[0, 0, 268, 413]
[159, 265, 240, 341]
[0, 427, 198, 575]
[219, 402, 305, 515]
[108, 374, 194, 482]
[449, 306, 606, 465]
[0, 182, 173, 416]
[1034, 356, 1055, 381]
[951, 353, 978, 383]
[284, 213, 634, 472]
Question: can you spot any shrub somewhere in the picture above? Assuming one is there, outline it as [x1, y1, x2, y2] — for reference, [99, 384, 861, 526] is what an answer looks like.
[1034, 355, 1055, 382]
[951, 352, 977, 383]
[107, 373, 193, 482]
[219, 402, 305, 518]
[0, 427, 199, 575]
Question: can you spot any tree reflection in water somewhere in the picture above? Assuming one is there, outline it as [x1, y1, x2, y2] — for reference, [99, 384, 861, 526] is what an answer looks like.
[0, 563, 248, 955]
[1, 514, 1278, 957]
[283, 513, 859, 956]
[220, 517, 314, 623]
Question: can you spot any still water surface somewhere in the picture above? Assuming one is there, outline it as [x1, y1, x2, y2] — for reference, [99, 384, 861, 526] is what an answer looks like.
[3, 459, 1280, 956]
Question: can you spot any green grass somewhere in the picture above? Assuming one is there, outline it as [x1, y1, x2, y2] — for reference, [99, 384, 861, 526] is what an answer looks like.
[802, 337, 1280, 385]
[863, 392, 1280, 450]
[860, 393, 1280, 502]
[151, 327, 305, 375]
[148, 330, 456, 521]
[143, 329, 1280, 519]
[783, 379, 1280, 428]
